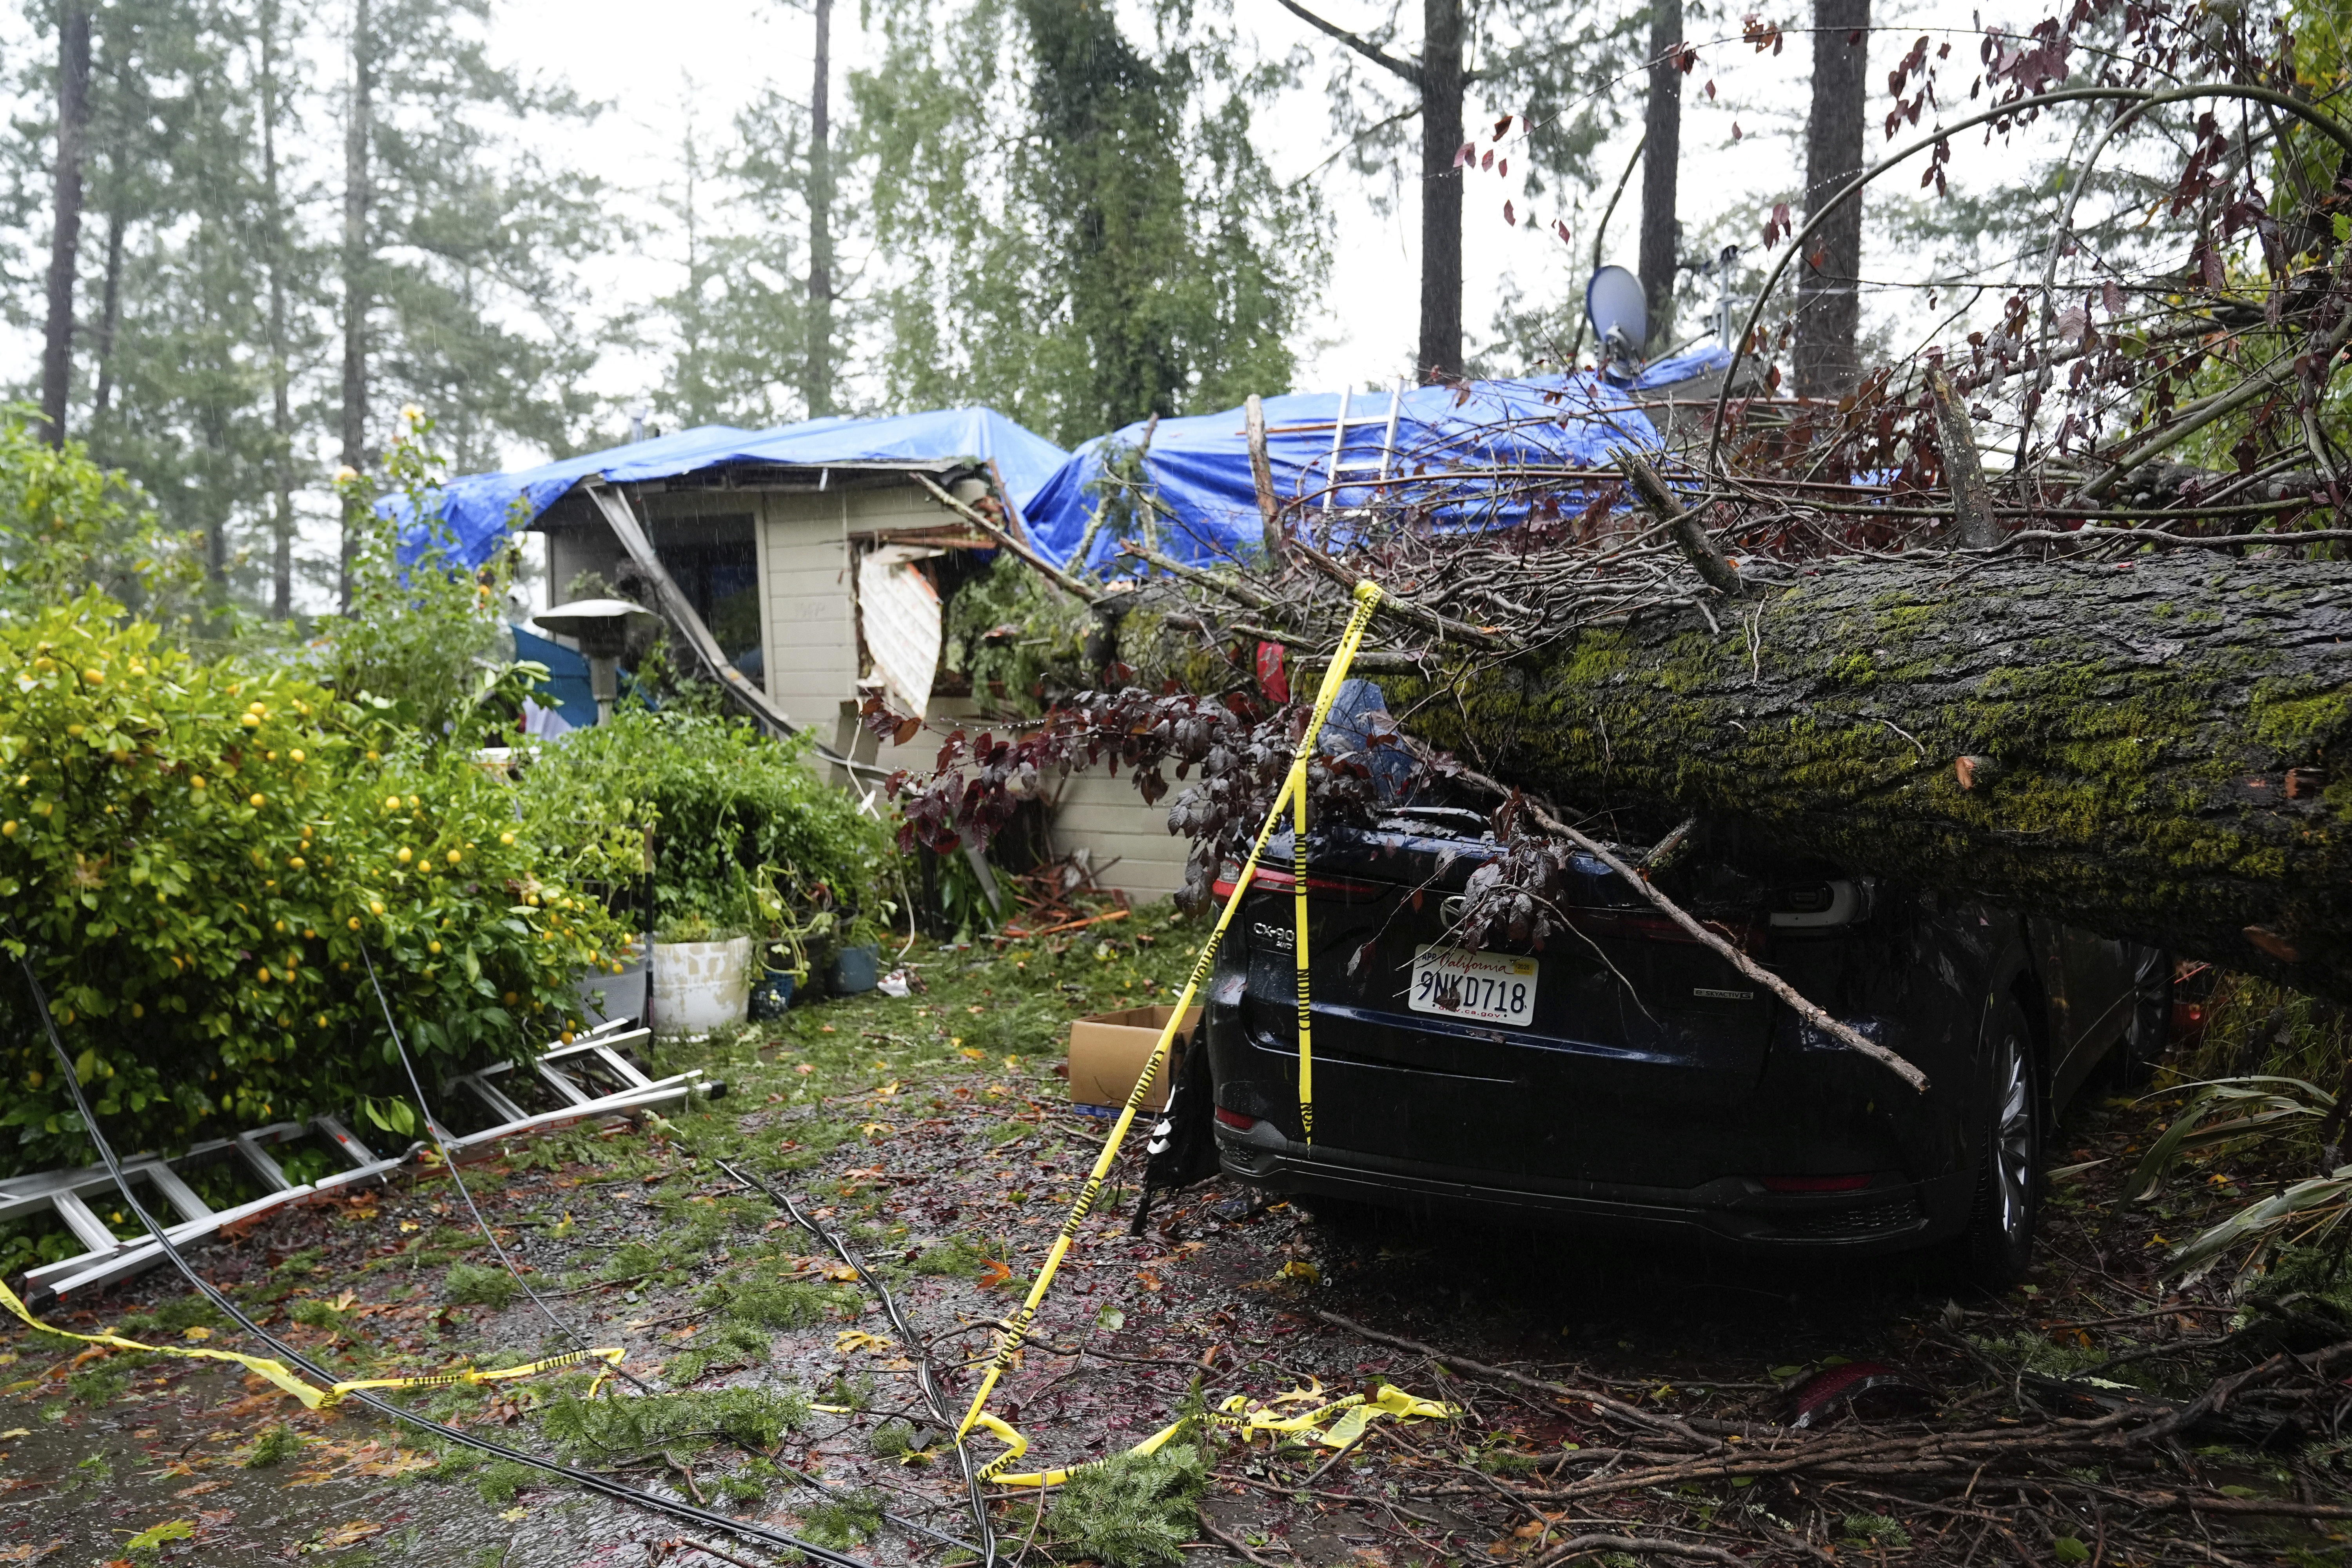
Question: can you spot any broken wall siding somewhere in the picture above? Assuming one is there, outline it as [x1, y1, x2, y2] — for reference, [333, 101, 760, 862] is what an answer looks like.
[755, 490, 860, 731]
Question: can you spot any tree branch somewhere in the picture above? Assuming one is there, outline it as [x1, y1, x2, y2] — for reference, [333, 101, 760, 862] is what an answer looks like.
[1274, 0, 1423, 86]
[1444, 760, 1929, 1092]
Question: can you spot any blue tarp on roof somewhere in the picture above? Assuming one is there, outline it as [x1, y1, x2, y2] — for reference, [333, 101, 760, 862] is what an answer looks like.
[398, 407, 1071, 570]
[1025, 349, 1733, 571]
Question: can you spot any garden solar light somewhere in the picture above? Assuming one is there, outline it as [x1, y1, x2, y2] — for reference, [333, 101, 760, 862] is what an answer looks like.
[534, 597, 655, 726]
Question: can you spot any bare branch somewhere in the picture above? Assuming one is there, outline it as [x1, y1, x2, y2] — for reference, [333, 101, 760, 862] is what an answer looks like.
[1274, 0, 1422, 85]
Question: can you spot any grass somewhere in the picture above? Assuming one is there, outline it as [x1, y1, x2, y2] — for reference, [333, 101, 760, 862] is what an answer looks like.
[443, 1262, 521, 1310]
[538, 1385, 811, 1459]
[245, 1423, 303, 1468]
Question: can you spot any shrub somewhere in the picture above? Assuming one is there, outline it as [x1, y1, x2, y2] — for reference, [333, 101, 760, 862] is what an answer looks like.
[517, 706, 896, 941]
[0, 599, 637, 1174]
[443, 1263, 521, 1310]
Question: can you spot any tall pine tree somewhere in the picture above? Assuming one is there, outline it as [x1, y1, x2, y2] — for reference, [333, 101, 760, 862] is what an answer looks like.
[855, 0, 1321, 445]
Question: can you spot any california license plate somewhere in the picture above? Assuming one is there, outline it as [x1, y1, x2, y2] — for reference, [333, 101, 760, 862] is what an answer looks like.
[1408, 946, 1539, 1027]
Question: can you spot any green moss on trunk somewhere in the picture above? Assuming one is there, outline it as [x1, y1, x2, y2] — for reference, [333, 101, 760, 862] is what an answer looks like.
[1388, 555, 2352, 996]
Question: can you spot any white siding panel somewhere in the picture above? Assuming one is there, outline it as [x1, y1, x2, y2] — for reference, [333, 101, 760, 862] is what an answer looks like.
[1050, 771, 1188, 901]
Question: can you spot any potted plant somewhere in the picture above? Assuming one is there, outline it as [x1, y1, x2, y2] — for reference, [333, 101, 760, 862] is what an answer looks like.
[650, 907, 754, 1034]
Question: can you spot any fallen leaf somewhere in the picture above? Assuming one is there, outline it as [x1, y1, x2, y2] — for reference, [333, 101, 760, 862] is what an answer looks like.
[120, 1522, 195, 1551]
[979, 1258, 1014, 1289]
[1277, 1260, 1320, 1286]
[0, 1428, 26, 1440]
[174, 1480, 229, 1498]
[181, 1326, 211, 1341]
[500, 1507, 527, 1522]
[306, 1520, 382, 1551]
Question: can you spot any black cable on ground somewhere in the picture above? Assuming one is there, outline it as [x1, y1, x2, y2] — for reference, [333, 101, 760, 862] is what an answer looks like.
[15, 949, 878, 1568]
[711, 1152, 1001, 1568]
[370, 947, 987, 1559]
[360, 943, 658, 1396]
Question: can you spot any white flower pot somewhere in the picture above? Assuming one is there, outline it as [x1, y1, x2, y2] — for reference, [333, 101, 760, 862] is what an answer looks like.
[650, 936, 752, 1034]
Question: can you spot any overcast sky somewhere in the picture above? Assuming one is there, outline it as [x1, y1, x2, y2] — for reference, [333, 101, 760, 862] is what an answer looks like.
[485, 0, 1872, 453]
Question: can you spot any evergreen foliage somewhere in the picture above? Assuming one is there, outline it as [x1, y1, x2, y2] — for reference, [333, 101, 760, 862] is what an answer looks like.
[854, 0, 1323, 445]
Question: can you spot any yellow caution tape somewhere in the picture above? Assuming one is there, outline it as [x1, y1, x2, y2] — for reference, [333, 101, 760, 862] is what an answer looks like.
[0, 1276, 621, 1410]
[974, 1380, 1457, 1488]
[1291, 583, 1382, 1145]
[953, 581, 1388, 1481]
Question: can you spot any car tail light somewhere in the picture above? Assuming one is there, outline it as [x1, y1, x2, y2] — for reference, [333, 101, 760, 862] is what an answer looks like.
[1758, 1174, 1875, 1192]
[1566, 908, 1764, 952]
[1214, 1107, 1261, 1132]
[1209, 859, 1383, 901]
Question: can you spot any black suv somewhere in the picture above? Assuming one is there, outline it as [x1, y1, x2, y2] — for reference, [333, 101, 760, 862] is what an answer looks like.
[1200, 806, 2169, 1284]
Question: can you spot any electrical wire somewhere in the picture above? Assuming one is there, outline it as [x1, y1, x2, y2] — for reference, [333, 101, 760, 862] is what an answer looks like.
[710, 1152, 1000, 1568]
[13, 948, 879, 1568]
[359, 942, 656, 1395]
[366, 944, 984, 1560]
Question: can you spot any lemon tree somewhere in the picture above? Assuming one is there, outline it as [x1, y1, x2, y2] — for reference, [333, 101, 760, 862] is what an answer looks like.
[0, 597, 638, 1174]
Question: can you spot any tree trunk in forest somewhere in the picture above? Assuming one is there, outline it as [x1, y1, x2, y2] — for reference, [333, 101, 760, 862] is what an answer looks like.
[40, 3, 92, 449]
[88, 207, 122, 436]
[1387, 554, 2352, 1001]
[260, 0, 295, 620]
[805, 0, 835, 419]
[1637, 0, 1683, 347]
[1795, 0, 1866, 397]
[339, 0, 374, 613]
[1418, 0, 1463, 383]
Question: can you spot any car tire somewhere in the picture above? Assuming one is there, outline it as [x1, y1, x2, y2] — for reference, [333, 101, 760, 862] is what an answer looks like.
[1953, 995, 2043, 1293]
[2114, 948, 2174, 1089]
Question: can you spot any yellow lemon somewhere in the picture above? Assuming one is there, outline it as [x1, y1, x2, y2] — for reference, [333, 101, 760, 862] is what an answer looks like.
[396, 847, 412, 863]
[384, 795, 400, 810]
[369, 900, 385, 915]
[446, 849, 461, 865]
[503, 991, 517, 1004]
[257, 966, 272, 982]
[289, 749, 304, 763]
[239, 713, 260, 728]
[347, 916, 361, 930]
[82, 669, 102, 685]
[289, 857, 305, 870]
[2, 822, 16, 837]
[189, 775, 205, 790]
[428, 940, 442, 955]
[499, 831, 515, 845]
[248, 793, 265, 808]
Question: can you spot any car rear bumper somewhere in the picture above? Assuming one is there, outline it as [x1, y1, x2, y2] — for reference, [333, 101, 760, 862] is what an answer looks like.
[1214, 1119, 1970, 1252]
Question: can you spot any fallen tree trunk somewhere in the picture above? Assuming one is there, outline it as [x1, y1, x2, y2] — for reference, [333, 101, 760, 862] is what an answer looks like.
[1385, 552, 2352, 998]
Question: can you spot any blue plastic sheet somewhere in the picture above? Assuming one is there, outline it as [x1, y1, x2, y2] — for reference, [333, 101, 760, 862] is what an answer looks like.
[1025, 351, 1731, 570]
[394, 407, 1071, 571]
[511, 623, 595, 724]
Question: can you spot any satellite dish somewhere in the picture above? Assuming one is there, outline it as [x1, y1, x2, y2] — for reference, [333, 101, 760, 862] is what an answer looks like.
[1585, 265, 1648, 382]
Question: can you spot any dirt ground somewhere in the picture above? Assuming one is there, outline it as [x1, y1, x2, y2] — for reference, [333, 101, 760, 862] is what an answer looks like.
[3, 906, 2345, 1568]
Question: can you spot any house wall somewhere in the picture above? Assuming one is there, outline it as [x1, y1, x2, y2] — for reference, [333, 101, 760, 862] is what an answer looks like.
[541, 475, 1184, 907]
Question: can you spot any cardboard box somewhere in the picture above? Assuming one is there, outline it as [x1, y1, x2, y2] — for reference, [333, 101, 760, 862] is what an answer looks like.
[1067, 1005, 1201, 1112]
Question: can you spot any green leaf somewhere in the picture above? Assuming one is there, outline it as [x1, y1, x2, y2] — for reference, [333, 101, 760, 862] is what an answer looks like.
[2053, 1538, 2089, 1562]
[123, 1520, 196, 1550]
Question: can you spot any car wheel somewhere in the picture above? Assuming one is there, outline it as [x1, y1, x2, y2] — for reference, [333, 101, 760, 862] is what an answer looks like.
[1955, 996, 2042, 1292]
[2115, 948, 2174, 1089]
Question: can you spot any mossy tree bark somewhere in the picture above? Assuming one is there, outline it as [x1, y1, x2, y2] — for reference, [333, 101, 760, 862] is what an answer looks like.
[1390, 554, 2352, 998]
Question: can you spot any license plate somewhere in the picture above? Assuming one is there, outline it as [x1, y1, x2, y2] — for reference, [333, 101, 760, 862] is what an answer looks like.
[1408, 946, 1539, 1027]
